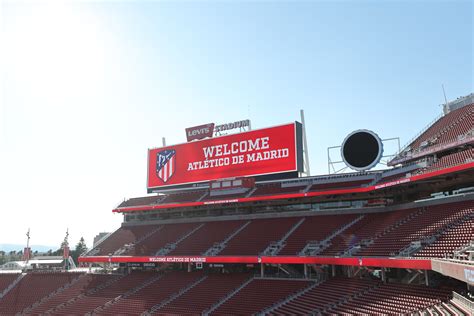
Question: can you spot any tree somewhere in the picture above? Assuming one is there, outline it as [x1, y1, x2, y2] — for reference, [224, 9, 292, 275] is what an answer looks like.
[0, 251, 5, 265]
[52, 235, 69, 256]
[71, 237, 88, 264]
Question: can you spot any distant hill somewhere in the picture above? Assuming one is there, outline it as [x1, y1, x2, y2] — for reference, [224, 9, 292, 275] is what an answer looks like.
[0, 244, 56, 253]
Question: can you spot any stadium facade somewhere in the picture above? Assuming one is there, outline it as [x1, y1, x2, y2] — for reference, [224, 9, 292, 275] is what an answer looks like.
[0, 95, 473, 315]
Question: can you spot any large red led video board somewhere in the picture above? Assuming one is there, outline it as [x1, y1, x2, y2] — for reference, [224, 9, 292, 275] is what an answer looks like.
[147, 122, 303, 190]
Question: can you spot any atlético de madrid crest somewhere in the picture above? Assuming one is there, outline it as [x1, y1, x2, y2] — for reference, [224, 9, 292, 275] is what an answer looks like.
[156, 149, 176, 183]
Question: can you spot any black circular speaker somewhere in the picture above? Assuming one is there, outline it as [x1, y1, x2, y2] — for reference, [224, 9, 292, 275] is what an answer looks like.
[341, 130, 383, 171]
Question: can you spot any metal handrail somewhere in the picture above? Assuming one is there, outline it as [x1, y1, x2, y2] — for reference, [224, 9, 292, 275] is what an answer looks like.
[452, 291, 474, 312]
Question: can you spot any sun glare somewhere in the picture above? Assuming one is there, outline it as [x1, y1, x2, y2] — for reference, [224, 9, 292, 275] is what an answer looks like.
[5, 2, 107, 103]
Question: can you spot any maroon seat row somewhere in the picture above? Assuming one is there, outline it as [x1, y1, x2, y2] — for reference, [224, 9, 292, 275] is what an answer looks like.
[91, 200, 474, 259]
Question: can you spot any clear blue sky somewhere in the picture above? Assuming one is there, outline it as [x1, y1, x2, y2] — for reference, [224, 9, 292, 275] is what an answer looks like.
[0, 0, 472, 248]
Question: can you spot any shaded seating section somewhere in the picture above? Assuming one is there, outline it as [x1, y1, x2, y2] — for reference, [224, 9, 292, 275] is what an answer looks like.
[269, 277, 379, 315]
[278, 214, 358, 255]
[160, 190, 207, 204]
[92, 224, 159, 256]
[27, 273, 117, 315]
[308, 179, 372, 192]
[155, 273, 251, 315]
[378, 172, 409, 184]
[117, 195, 163, 208]
[99, 271, 204, 315]
[0, 272, 78, 315]
[414, 215, 473, 258]
[219, 217, 300, 256]
[128, 222, 201, 256]
[116, 191, 205, 209]
[328, 283, 453, 315]
[0, 274, 19, 293]
[358, 202, 473, 256]
[169, 220, 247, 255]
[201, 192, 248, 201]
[53, 271, 155, 315]
[251, 183, 307, 197]
[408, 103, 473, 152]
[210, 279, 312, 315]
[422, 148, 474, 174]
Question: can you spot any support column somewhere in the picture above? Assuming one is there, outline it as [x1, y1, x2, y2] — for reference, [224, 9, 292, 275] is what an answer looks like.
[304, 264, 308, 278]
[381, 268, 386, 283]
[425, 270, 429, 286]
[331, 265, 336, 277]
[187, 263, 192, 272]
[347, 266, 352, 278]
[260, 263, 265, 277]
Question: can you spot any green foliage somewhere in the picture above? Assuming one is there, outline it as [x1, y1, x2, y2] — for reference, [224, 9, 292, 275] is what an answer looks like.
[71, 237, 88, 264]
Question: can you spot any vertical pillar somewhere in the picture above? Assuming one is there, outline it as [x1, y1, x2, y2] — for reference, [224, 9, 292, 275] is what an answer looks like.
[331, 265, 336, 277]
[260, 263, 265, 277]
[187, 263, 192, 272]
[381, 268, 386, 283]
[304, 264, 308, 278]
[425, 270, 429, 286]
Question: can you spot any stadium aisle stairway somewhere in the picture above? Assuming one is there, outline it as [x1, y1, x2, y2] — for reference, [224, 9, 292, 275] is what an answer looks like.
[266, 277, 379, 315]
[327, 283, 453, 315]
[219, 217, 301, 256]
[0, 272, 78, 315]
[98, 271, 204, 315]
[320, 213, 393, 256]
[414, 214, 473, 258]
[0, 271, 467, 315]
[25, 273, 116, 315]
[153, 273, 251, 315]
[278, 214, 358, 255]
[128, 222, 201, 256]
[0, 273, 19, 294]
[86, 199, 474, 260]
[210, 278, 313, 315]
[357, 202, 473, 256]
[168, 220, 247, 255]
[409, 103, 473, 151]
[92, 224, 160, 256]
[48, 271, 153, 315]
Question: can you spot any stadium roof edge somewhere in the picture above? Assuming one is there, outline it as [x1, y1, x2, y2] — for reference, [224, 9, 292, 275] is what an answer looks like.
[113, 162, 474, 213]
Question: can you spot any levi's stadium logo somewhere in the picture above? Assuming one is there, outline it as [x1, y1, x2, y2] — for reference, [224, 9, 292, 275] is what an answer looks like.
[156, 149, 176, 183]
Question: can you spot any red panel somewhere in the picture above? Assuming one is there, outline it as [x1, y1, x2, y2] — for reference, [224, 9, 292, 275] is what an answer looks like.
[260, 256, 431, 269]
[78, 256, 258, 264]
[79, 255, 432, 269]
[148, 123, 299, 189]
[361, 257, 432, 270]
[261, 256, 360, 266]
